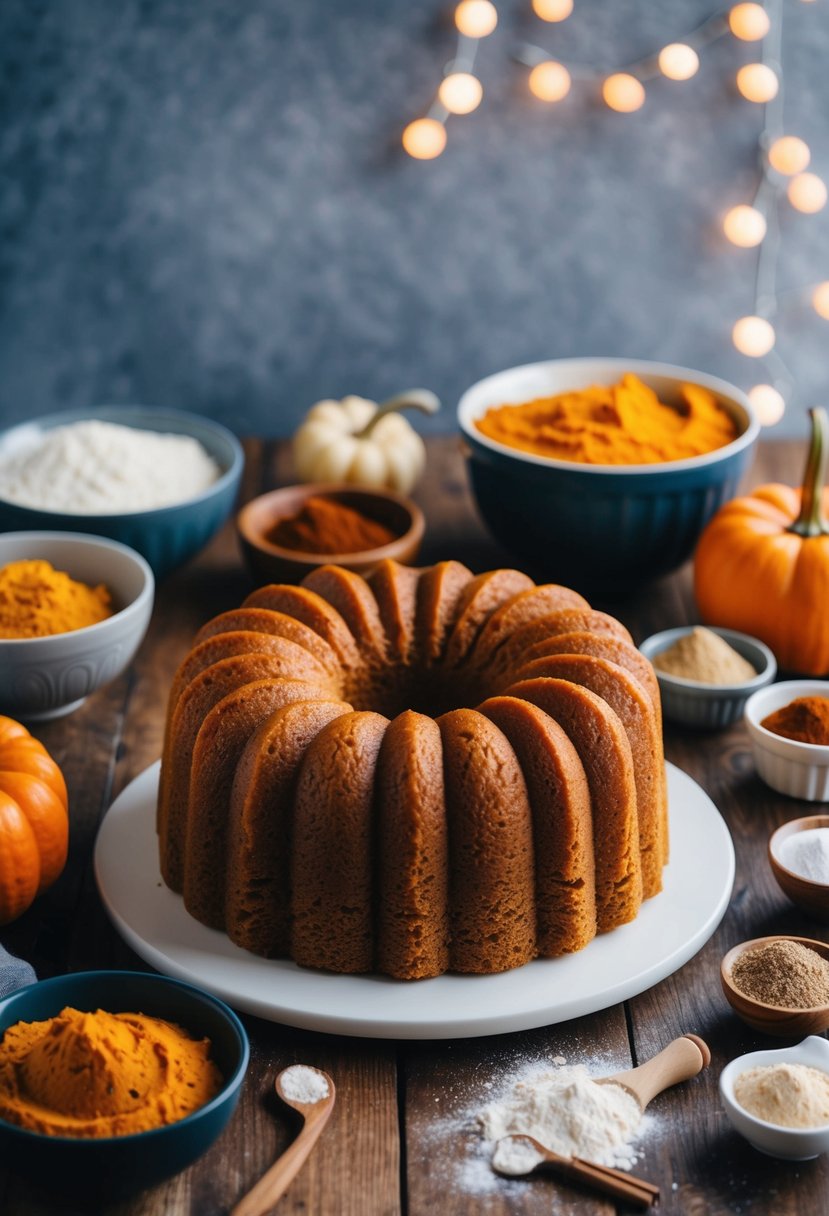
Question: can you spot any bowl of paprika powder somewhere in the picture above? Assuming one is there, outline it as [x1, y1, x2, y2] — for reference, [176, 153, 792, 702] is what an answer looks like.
[745, 680, 829, 801]
[237, 482, 425, 584]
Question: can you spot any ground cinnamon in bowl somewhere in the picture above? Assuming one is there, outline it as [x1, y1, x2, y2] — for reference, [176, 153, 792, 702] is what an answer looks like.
[730, 940, 829, 1009]
[266, 495, 396, 554]
[761, 696, 829, 746]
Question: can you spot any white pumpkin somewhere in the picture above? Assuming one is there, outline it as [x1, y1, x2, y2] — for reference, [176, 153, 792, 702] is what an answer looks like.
[292, 390, 439, 494]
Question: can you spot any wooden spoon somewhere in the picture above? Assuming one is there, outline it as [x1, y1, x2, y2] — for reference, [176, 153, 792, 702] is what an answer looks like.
[231, 1066, 336, 1216]
[598, 1033, 711, 1110]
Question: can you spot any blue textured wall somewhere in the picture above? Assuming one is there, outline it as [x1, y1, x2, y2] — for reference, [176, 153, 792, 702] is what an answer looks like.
[1, 0, 827, 439]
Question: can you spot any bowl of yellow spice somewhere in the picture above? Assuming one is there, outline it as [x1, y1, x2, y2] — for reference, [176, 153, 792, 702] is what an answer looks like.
[0, 968, 249, 1197]
[640, 624, 776, 729]
[0, 531, 154, 721]
[458, 357, 759, 594]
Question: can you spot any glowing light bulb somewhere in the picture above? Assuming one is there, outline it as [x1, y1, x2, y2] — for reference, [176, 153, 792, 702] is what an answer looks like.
[733, 315, 776, 357]
[658, 44, 700, 81]
[528, 60, 571, 101]
[748, 384, 785, 426]
[438, 72, 483, 114]
[736, 63, 779, 102]
[788, 172, 827, 214]
[402, 118, 447, 160]
[532, 0, 573, 20]
[454, 0, 498, 38]
[723, 205, 767, 248]
[768, 136, 811, 176]
[812, 282, 829, 319]
[602, 74, 645, 113]
[728, 3, 770, 41]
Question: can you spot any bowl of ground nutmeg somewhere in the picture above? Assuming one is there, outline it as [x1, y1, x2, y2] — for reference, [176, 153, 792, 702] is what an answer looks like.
[720, 936, 829, 1036]
[639, 625, 776, 729]
[237, 482, 425, 584]
[745, 680, 829, 800]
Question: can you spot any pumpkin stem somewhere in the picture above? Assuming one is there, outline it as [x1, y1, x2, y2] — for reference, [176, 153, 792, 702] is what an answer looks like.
[356, 389, 440, 439]
[789, 406, 829, 539]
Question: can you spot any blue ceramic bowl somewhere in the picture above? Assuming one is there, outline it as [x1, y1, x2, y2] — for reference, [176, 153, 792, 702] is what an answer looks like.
[0, 406, 244, 578]
[458, 358, 759, 595]
[0, 970, 249, 1198]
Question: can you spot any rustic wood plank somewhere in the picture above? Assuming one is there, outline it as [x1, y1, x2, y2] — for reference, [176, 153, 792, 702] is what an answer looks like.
[404, 1011, 634, 1215]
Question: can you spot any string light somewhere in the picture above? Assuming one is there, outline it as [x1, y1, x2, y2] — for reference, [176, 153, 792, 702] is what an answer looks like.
[736, 63, 779, 102]
[733, 316, 776, 357]
[723, 205, 767, 248]
[767, 136, 811, 176]
[454, 0, 498, 38]
[528, 60, 571, 101]
[787, 172, 827, 214]
[602, 74, 645, 113]
[658, 44, 700, 81]
[812, 282, 829, 320]
[438, 72, 483, 114]
[748, 384, 785, 426]
[532, 0, 573, 19]
[728, 3, 771, 41]
[409, 2, 825, 425]
[402, 117, 447, 160]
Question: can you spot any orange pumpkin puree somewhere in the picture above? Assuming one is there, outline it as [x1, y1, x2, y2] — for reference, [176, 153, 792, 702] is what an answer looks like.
[475, 373, 738, 465]
[0, 1006, 222, 1137]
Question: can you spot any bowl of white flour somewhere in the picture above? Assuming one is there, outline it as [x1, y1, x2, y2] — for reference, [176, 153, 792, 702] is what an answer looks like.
[0, 406, 244, 577]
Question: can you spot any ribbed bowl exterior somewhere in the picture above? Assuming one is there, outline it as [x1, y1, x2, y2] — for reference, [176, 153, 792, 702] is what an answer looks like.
[458, 357, 758, 595]
[639, 627, 777, 731]
[745, 681, 829, 801]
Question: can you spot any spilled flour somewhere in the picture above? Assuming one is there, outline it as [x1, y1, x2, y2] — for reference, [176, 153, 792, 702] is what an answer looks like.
[480, 1064, 642, 1170]
[416, 1047, 656, 1197]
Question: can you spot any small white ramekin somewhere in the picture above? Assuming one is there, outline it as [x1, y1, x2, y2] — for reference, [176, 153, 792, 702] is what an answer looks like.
[745, 680, 829, 801]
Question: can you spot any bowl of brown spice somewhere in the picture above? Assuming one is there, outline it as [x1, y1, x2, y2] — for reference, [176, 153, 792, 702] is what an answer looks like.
[639, 625, 776, 729]
[745, 680, 829, 801]
[720, 936, 829, 1036]
[237, 483, 425, 584]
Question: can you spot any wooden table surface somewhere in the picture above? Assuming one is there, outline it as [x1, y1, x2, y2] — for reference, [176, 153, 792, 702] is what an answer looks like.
[2, 435, 826, 1216]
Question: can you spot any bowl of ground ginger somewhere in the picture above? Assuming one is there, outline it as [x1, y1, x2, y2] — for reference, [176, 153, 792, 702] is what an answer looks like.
[0, 969, 249, 1197]
[639, 625, 776, 729]
[720, 1033, 829, 1160]
[0, 531, 154, 721]
[458, 357, 758, 594]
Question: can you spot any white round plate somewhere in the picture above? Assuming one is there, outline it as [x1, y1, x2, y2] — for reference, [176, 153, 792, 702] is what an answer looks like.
[95, 761, 734, 1039]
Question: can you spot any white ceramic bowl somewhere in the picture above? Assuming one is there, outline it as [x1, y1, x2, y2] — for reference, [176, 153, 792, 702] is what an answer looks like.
[458, 357, 759, 594]
[639, 627, 776, 730]
[0, 532, 154, 721]
[744, 680, 829, 801]
[720, 1035, 829, 1159]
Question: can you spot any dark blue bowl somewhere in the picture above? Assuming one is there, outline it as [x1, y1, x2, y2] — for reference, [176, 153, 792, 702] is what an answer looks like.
[0, 406, 244, 578]
[459, 358, 759, 596]
[0, 970, 249, 1198]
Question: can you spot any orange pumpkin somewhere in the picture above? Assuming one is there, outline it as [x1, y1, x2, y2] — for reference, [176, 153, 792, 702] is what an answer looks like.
[0, 716, 69, 924]
[694, 406, 829, 675]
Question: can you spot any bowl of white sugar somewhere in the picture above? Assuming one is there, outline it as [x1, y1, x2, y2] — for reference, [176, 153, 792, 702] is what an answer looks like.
[0, 407, 244, 577]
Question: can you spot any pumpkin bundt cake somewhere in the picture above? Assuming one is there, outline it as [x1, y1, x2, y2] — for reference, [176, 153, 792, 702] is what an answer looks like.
[157, 560, 667, 980]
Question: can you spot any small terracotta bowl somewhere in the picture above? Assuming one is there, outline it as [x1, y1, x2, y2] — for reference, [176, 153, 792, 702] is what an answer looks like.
[769, 816, 829, 923]
[237, 483, 425, 584]
[720, 936, 829, 1036]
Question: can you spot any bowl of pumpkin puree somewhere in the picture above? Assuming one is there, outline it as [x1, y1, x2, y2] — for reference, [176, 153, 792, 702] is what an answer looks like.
[458, 357, 758, 595]
[0, 969, 248, 1197]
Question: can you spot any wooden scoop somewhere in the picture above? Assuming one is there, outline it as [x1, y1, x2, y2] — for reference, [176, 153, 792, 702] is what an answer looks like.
[493, 1134, 660, 1208]
[231, 1066, 336, 1216]
[598, 1033, 711, 1110]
